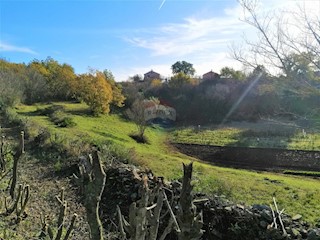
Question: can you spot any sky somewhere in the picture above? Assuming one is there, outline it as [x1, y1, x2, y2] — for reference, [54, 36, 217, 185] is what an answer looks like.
[0, 0, 319, 81]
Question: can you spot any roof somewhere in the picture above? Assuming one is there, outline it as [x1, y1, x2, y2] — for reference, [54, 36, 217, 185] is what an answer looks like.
[144, 70, 160, 75]
[203, 70, 219, 76]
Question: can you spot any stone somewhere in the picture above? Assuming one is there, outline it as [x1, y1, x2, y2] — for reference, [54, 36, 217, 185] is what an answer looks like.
[236, 204, 245, 210]
[260, 220, 268, 228]
[252, 204, 270, 211]
[224, 206, 232, 212]
[261, 210, 272, 222]
[292, 214, 302, 221]
[307, 229, 320, 240]
[291, 228, 301, 237]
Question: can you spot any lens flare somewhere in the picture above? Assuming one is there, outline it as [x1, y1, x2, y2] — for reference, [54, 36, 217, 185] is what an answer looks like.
[220, 72, 263, 125]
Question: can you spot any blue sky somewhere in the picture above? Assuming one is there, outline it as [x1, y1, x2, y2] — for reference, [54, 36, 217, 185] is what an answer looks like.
[0, 0, 317, 81]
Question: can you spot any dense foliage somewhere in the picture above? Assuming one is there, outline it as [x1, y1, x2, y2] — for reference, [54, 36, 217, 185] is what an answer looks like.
[123, 64, 319, 125]
[0, 58, 125, 115]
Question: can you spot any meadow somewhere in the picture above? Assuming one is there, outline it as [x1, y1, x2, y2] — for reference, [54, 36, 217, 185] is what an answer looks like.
[169, 121, 320, 151]
[14, 102, 320, 224]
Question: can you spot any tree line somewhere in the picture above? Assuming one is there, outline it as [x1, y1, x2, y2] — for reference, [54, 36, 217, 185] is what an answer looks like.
[0, 57, 125, 115]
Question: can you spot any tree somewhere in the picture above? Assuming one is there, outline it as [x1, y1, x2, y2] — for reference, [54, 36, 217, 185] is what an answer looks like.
[150, 79, 162, 88]
[126, 97, 149, 143]
[232, 0, 320, 93]
[171, 61, 195, 76]
[220, 67, 246, 80]
[28, 57, 76, 101]
[76, 71, 113, 115]
[130, 74, 143, 82]
[0, 60, 25, 108]
[169, 72, 193, 88]
[103, 69, 126, 109]
[24, 63, 50, 104]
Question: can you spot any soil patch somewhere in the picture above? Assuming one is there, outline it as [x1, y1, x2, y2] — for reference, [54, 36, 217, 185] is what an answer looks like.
[173, 143, 320, 172]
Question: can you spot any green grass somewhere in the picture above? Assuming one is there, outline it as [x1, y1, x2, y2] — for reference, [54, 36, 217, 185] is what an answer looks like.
[14, 102, 320, 224]
[169, 125, 320, 150]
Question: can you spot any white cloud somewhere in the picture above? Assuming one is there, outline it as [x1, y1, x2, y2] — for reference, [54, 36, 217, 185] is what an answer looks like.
[0, 42, 37, 54]
[126, 14, 248, 57]
[121, 0, 320, 80]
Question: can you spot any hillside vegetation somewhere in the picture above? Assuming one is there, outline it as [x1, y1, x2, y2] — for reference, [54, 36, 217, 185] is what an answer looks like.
[170, 120, 320, 151]
[11, 102, 320, 224]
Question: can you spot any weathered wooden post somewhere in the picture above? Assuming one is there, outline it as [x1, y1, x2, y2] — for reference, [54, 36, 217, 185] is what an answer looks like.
[10, 131, 25, 199]
[176, 162, 203, 240]
[73, 150, 106, 240]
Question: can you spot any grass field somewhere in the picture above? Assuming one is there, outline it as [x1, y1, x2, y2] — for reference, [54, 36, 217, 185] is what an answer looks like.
[14, 102, 320, 224]
[169, 121, 320, 150]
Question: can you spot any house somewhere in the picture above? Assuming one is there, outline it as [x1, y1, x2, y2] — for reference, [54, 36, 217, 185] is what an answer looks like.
[144, 70, 160, 81]
[202, 70, 220, 81]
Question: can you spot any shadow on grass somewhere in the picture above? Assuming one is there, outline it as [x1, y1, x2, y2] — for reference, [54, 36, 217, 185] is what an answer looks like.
[92, 130, 129, 143]
[64, 108, 93, 117]
[227, 128, 297, 149]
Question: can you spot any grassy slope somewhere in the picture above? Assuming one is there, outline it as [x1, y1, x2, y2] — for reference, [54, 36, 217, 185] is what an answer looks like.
[169, 126, 320, 150]
[16, 102, 320, 224]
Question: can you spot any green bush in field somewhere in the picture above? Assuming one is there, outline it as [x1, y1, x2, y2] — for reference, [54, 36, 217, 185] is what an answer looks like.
[51, 112, 76, 128]
[36, 104, 66, 116]
[38, 105, 76, 128]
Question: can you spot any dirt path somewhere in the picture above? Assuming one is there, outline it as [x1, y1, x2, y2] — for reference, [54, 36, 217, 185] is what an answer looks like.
[0, 116, 90, 239]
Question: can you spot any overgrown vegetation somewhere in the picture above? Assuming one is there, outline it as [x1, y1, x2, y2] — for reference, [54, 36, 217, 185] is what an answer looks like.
[9, 102, 320, 225]
[0, 58, 125, 116]
[1, 5, 320, 234]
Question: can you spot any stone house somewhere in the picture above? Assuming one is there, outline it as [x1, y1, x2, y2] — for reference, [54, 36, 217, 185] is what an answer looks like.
[144, 70, 161, 81]
[202, 70, 220, 81]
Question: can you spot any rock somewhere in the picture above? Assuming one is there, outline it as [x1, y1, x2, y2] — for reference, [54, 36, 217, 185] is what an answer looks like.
[252, 204, 270, 211]
[130, 192, 137, 200]
[292, 214, 302, 221]
[291, 228, 301, 237]
[224, 206, 232, 211]
[301, 229, 308, 238]
[261, 210, 272, 222]
[260, 220, 268, 228]
[236, 204, 245, 210]
[307, 228, 320, 240]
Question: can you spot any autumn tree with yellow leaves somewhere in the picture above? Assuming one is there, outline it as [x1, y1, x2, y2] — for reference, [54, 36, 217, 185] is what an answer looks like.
[76, 70, 125, 115]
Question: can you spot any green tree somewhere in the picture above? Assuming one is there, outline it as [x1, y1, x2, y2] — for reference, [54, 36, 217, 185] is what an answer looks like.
[40, 57, 76, 100]
[220, 67, 246, 80]
[171, 61, 195, 76]
[24, 63, 50, 104]
[28, 57, 76, 101]
[0, 60, 25, 108]
[130, 74, 143, 82]
[284, 53, 315, 80]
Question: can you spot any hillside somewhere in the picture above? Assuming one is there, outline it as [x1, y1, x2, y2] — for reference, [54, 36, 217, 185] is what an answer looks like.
[5, 101, 320, 225]
[0, 114, 90, 239]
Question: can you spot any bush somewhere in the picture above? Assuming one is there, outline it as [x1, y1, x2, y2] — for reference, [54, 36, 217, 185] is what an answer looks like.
[38, 105, 76, 128]
[50, 111, 76, 128]
[2, 108, 23, 126]
[36, 105, 65, 116]
[99, 144, 136, 164]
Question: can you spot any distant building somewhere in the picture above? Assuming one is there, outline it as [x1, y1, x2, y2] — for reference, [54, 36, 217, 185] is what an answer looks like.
[144, 70, 160, 81]
[202, 70, 220, 81]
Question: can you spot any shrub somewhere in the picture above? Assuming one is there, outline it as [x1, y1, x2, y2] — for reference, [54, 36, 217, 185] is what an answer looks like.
[36, 104, 66, 116]
[50, 111, 76, 128]
[38, 105, 76, 128]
